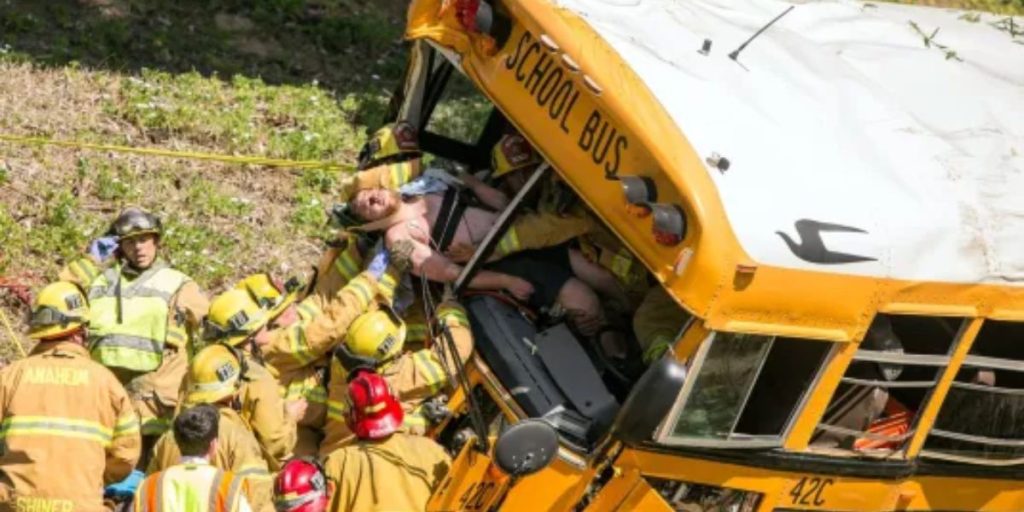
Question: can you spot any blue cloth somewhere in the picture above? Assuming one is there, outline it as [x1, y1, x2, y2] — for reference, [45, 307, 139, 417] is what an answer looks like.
[399, 175, 448, 198]
[88, 236, 119, 262]
[104, 469, 144, 499]
[367, 247, 390, 279]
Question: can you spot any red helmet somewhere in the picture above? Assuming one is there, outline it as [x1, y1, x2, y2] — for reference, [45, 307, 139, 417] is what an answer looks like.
[273, 458, 329, 512]
[346, 370, 404, 440]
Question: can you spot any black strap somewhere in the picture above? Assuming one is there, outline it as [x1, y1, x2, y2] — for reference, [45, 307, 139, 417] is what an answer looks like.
[429, 187, 470, 253]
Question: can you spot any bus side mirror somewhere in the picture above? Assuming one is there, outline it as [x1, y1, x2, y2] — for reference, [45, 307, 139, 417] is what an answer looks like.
[493, 419, 559, 477]
[611, 357, 688, 445]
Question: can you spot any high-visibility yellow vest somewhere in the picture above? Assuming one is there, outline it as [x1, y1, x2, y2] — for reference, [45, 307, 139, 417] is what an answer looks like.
[88, 261, 190, 373]
[134, 461, 249, 512]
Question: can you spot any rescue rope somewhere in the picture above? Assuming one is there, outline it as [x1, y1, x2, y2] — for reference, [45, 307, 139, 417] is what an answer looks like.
[0, 134, 351, 171]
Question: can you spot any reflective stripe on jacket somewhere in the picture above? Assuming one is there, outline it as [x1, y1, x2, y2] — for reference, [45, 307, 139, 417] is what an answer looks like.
[134, 462, 251, 512]
[0, 341, 141, 512]
[88, 262, 190, 373]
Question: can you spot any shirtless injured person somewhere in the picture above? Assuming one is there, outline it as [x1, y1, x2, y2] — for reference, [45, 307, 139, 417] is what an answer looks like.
[343, 171, 615, 340]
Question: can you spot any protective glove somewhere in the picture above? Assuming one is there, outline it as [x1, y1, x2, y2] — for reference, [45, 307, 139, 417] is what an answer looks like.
[88, 236, 119, 262]
[366, 247, 390, 279]
[104, 469, 144, 500]
[424, 167, 464, 187]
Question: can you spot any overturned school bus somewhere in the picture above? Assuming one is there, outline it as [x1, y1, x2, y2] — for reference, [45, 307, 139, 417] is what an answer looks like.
[372, 0, 1024, 510]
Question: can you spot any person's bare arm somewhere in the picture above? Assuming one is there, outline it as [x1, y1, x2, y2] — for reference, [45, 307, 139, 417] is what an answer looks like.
[387, 228, 533, 300]
[462, 173, 510, 211]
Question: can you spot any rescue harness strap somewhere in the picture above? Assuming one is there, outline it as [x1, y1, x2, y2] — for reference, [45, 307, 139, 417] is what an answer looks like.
[430, 186, 471, 253]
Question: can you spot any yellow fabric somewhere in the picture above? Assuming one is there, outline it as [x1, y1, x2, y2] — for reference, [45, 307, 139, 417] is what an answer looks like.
[340, 160, 422, 201]
[60, 259, 208, 353]
[130, 347, 189, 437]
[60, 256, 100, 289]
[320, 301, 474, 456]
[134, 462, 251, 512]
[493, 211, 592, 259]
[149, 408, 273, 512]
[237, 355, 296, 471]
[0, 341, 141, 512]
[86, 262, 195, 374]
[633, 287, 691, 363]
[263, 273, 380, 375]
[87, 263, 192, 373]
[323, 433, 451, 512]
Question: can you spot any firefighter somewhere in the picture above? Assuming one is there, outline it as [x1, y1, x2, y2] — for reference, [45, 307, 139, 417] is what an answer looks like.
[59, 206, 209, 442]
[273, 458, 330, 512]
[231, 243, 410, 456]
[134, 404, 252, 512]
[321, 297, 473, 455]
[149, 345, 273, 511]
[0, 282, 141, 512]
[322, 370, 450, 512]
[356, 121, 422, 171]
[203, 288, 303, 469]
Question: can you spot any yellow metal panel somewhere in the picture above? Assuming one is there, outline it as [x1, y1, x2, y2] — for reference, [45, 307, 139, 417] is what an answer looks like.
[617, 478, 674, 512]
[403, 0, 1024, 341]
[621, 448, 1024, 511]
[583, 468, 645, 512]
[499, 456, 594, 512]
[785, 342, 859, 450]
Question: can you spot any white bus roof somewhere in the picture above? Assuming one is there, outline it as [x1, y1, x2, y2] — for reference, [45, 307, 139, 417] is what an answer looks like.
[553, 0, 1024, 286]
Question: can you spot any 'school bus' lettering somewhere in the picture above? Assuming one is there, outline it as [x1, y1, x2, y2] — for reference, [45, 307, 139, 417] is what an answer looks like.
[504, 30, 629, 177]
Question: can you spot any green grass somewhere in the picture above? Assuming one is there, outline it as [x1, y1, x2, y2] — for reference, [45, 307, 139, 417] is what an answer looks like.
[0, 0, 1017, 359]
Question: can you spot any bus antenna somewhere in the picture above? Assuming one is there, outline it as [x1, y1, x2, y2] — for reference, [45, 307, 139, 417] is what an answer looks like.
[729, 5, 795, 62]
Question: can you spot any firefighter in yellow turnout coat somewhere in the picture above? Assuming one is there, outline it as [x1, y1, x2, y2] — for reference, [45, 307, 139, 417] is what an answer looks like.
[254, 252, 408, 456]
[149, 345, 273, 512]
[321, 298, 474, 455]
[201, 286, 306, 470]
[59, 207, 209, 441]
[0, 282, 141, 512]
[323, 370, 450, 512]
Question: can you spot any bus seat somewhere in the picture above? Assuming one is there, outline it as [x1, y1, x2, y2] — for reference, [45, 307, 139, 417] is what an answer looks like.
[464, 294, 619, 447]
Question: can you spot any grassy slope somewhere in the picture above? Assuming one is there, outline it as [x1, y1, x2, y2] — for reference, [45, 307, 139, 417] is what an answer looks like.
[0, 0, 1021, 360]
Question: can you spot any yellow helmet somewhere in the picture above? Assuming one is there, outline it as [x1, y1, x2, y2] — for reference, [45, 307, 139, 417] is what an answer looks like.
[28, 282, 88, 340]
[357, 122, 419, 170]
[204, 289, 268, 346]
[186, 344, 243, 405]
[234, 273, 299, 321]
[344, 308, 407, 362]
[491, 134, 541, 178]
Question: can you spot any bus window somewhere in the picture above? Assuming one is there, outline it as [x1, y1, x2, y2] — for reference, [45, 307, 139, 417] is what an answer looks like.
[423, 69, 493, 147]
[658, 332, 832, 447]
[921, 320, 1024, 466]
[811, 314, 966, 457]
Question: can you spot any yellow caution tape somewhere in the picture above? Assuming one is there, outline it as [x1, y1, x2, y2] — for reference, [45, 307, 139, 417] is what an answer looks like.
[0, 133, 351, 171]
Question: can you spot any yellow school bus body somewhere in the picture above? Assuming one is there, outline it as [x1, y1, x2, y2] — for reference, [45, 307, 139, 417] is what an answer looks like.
[405, 0, 1024, 510]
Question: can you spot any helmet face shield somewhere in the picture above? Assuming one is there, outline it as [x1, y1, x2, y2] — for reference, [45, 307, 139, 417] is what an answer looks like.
[111, 208, 162, 239]
[203, 308, 261, 343]
[29, 306, 81, 329]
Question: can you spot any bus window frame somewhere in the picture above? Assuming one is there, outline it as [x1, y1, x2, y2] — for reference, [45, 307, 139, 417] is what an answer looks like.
[655, 330, 836, 449]
[918, 320, 1024, 466]
[807, 316, 975, 460]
